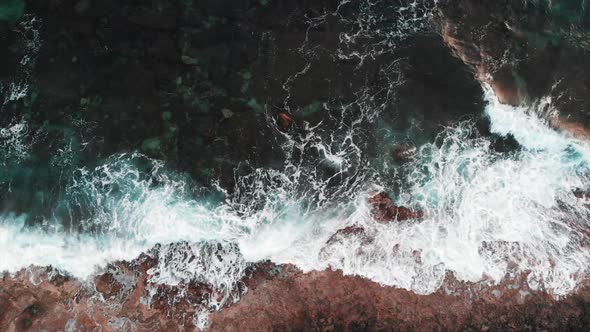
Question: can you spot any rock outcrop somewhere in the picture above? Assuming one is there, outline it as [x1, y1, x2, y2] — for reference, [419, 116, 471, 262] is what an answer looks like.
[437, 0, 590, 138]
[3, 258, 590, 331]
[2, 1, 590, 331]
[369, 192, 424, 223]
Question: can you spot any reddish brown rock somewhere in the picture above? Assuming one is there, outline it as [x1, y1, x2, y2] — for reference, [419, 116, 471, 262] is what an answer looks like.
[0, 255, 203, 332]
[551, 117, 590, 140]
[209, 267, 590, 331]
[440, 21, 524, 106]
[368, 191, 393, 207]
[326, 225, 368, 245]
[369, 192, 424, 223]
[437, 1, 590, 138]
[277, 112, 293, 129]
[95, 272, 123, 298]
[2, 261, 590, 331]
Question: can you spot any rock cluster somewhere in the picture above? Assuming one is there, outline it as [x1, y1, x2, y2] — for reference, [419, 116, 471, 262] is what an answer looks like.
[3, 257, 590, 331]
[2, 1, 590, 330]
[369, 192, 424, 223]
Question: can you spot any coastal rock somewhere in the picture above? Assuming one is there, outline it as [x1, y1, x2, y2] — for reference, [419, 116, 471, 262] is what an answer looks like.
[94, 272, 123, 299]
[0, 255, 590, 330]
[369, 192, 424, 223]
[437, 0, 590, 135]
[326, 225, 368, 245]
[277, 112, 293, 129]
[438, 12, 524, 106]
[208, 267, 590, 331]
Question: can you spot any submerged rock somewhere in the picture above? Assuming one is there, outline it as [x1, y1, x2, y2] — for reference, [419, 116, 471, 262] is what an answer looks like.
[180, 55, 199, 65]
[277, 112, 293, 129]
[74, 0, 92, 14]
[326, 225, 367, 245]
[128, 7, 177, 30]
[4, 258, 590, 331]
[369, 192, 424, 223]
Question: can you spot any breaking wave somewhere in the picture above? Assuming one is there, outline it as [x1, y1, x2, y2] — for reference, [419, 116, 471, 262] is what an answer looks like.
[2, 0, 590, 327]
[1, 87, 590, 300]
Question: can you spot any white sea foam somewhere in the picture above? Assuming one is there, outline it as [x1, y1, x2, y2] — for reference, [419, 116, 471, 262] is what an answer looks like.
[0, 121, 29, 169]
[0, 15, 41, 106]
[299, 87, 590, 295]
[2, 87, 589, 299]
[0, 87, 590, 332]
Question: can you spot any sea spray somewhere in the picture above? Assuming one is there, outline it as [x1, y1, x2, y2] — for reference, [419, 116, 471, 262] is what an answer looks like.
[1, 88, 589, 298]
[1, 0, 590, 327]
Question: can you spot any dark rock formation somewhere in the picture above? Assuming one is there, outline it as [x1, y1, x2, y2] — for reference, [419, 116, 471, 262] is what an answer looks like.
[276, 112, 293, 130]
[436, 0, 590, 138]
[326, 225, 368, 245]
[574, 188, 590, 200]
[369, 192, 424, 223]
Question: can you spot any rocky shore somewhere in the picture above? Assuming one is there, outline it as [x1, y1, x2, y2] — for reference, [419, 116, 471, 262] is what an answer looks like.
[3, 0, 590, 331]
[3, 257, 590, 331]
[437, 0, 590, 138]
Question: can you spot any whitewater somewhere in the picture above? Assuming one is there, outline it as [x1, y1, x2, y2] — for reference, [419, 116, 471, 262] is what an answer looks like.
[3, 3, 590, 328]
[2, 85, 590, 302]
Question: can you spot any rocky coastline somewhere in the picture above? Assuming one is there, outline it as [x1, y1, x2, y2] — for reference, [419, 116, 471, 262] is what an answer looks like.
[3, 0, 590, 331]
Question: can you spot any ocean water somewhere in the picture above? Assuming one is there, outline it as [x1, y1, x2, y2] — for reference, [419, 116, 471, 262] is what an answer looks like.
[2, 0, 590, 328]
[2, 87, 590, 297]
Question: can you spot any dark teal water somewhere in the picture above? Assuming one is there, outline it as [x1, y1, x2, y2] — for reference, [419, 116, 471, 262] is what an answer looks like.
[3, 0, 590, 327]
